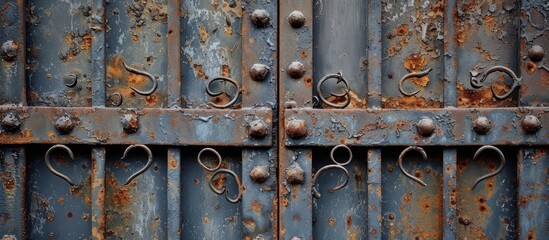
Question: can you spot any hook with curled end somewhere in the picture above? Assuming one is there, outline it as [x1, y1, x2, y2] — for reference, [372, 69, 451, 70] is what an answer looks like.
[316, 72, 351, 108]
[45, 145, 77, 186]
[206, 77, 241, 109]
[107, 92, 123, 107]
[121, 144, 153, 185]
[470, 66, 521, 100]
[197, 148, 243, 203]
[312, 144, 353, 198]
[398, 146, 428, 187]
[123, 62, 158, 96]
[398, 68, 433, 96]
[470, 145, 505, 191]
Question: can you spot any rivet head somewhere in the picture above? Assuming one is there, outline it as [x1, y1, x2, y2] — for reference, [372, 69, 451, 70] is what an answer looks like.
[251, 9, 270, 28]
[473, 116, 492, 134]
[286, 61, 305, 79]
[521, 115, 542, 133]
[249, 64, 269, 81]
[285, 164, 304, 185]
[1, 112, 21, 133]
[286, 119, 307, 138]
[250, 165, 270, 183]
[417, 118, 436, 137]
[528, 45, 545, 62]
[249, 119, 268, 138]
[121, 114, 139, 133]
[284, 100, 297, 109]
[1, 40, 18, 61]
[64, 74, 78, 88]
[288, 10, 306, 28]
[55, 114, 75, 135]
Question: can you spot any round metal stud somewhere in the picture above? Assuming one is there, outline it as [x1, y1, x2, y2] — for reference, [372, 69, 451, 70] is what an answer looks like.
[121, 114, 139, 133]
[251, 9, 270, 28]
[284, 100, 297, 109]
[285, 164, 304, 185]
[288, 10, 306, 28]
[64, 74, 78, 88]
[250, 165, 270, 183]
[528, 45, 545, 62]
[249, 64, 269, 81]
[417, 118, 436, 137]
[55, 114, 75, 135]
[1, 112, 21, 133]
[521, 115, 542, 133]
[286, 119, 307, 138]
[286, 61, 305, 79]
[249, 119, 268, 138]
[473, 116, 492, 135]
[1, 40, 18, 61]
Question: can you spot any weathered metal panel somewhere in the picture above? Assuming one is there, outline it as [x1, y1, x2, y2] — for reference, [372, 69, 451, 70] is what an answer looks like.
[0, 147, 26, 239]
[0, 0, 26, 105]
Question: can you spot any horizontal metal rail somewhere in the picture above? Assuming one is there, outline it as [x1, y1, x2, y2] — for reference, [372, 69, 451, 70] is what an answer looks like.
[284, 107, 547, 147]
[0, 107, 272, 146]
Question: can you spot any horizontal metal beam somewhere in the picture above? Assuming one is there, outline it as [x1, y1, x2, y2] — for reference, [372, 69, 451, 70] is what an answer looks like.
[0, 107, 272, 146]
[285, 107, 548, 147]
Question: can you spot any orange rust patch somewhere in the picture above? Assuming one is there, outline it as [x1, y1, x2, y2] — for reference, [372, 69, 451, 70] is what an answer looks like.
[403, 54, 429, 86]
[382, 96, 442, 109]
[457, 83, 515, 107]
[328, 217, 335, 226]
[193, 64, 207, 79]
[199, 25, 208, 44]
[113, 188, 131, 206]
[396, 24, 409, 36]
[221, 64, 231, 77]
[303, 76, 312, 88]
[250, 200, 262, 214]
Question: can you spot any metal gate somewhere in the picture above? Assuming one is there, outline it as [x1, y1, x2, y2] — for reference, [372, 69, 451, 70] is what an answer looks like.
[1, 0, 548, 239]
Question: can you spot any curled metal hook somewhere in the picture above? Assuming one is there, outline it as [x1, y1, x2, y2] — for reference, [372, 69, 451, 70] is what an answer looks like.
[123, 62, 158, 96]
[45, 144, 76, 186]
[312, 144, 352, 198]
[470, 145, 505, 191]
[197, 148, 243, 203]
[398, 68, 432, 96]
[316, 72, 351, 108]
[121, 144, 153, 185]
[206, 77, 241, 109]
[398, 146, 428, 187]
[107, 92, 123, 107]
[470, 66, 521, 100]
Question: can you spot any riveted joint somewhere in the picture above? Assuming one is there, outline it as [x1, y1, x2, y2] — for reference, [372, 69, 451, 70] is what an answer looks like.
[1, 40, 18, 61]
[251, 9, 270, 28]
[473, 116, 492, 135]
[288, 10, 306, 28]
[249, 64, 269, 81]
[285, 164, 304, 185]
[121, 113, 139, 133]
[417, 118, 436, 137]
[1, 112, 21, 133]
[287, 61, 306, 79]
[248, 119, 268, 138]
[286, 119, 307, 138]
[521, 115, 542, 133]
[55, 114, 75, 135]
[250, 165, 270, 183]
[528, 45, 544, 62]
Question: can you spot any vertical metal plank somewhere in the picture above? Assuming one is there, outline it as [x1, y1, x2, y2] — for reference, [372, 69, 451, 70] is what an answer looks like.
[367, 0, 382, 238]
[442, 149, 457, 240]
[241, 0, 278, 239]
[0, 0, 26, 105]
[167, 0, 182, 239]
[0, 147, 26, 239]
[91, 147, 106, 240]
[279, 0, 313, 239]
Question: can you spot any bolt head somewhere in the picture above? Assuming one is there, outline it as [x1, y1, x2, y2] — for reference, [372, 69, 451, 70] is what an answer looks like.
[473, 116, 492, 134]
[286, 61, 305, 79]
[249, 64, 269, 81]
[121, 114, 139, 133]
[1, 40, 18, 61]
[55, 114, 75, 135]
[64, 74, 78, 88]
[251, 9, 270, 28]
[417, 118, 436, 137]
[285, 165, 304, 185]
[284, 100, 297, 109]
[286, 119, 307, 138]
[521, 115, 542, 133]
[250, 165, 270, 183]
[249, 120, 268, 138]
[288, 10, 306, 28]
[528, 45, 545, 62]
[1, 112, 21, 132]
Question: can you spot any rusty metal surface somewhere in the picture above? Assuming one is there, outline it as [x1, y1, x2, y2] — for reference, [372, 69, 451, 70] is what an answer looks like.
[0, 0, 26, 105]
[0, 147, 26, 239]
[0, 107, 272, 146]
[285, 108, 548, 147]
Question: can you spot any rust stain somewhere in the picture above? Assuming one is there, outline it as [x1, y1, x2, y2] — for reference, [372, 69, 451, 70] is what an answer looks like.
[193, 64, 207, 79]
[396, 24, 409, 36]
[457, 83, 515, 107]
[382, 96, 442, 109]
[199, 25, 208, 44]
[403, 54, 429, 87]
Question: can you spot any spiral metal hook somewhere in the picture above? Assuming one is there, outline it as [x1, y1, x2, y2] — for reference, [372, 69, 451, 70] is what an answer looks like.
[123, 62, 158, 96]
[206, 77, 241, 109]
[120, 144, 153, 185]
[107, 92, 123, 107]
[398, 68, 433, 96]
[45, 144, 76, 186]
[316, 72, 351, 108]
[312, 144, 353, 198]
[197, 148, 243, 203]
[398, 146, 428, 187]
[470, 66, 521, 100]
[470, 145, 506, 191]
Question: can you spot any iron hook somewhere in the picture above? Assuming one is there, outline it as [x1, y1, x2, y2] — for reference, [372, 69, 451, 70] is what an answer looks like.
[197, 148, 243, 203]
[312, 144, 352, 198]
[470, 66, 521, 100]
[398, 68, 433, 96]
[45, 144, 76, 186]
[398, 146, 428, 187]
[107, 92, 123, 107]
[206, 77, 241, 109]
[316, 72, 351, 108]
[121, 144, 153, 185]
[123, 62, 158, 96]
[471, 145, 505, 191]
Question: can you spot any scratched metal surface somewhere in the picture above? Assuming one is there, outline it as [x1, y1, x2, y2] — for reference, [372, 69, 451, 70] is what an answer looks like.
[0, 147, 26, 239]
[0, 0, 25, 105]
[25, 145, 92, 239]
[519, 148, 549, 239]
